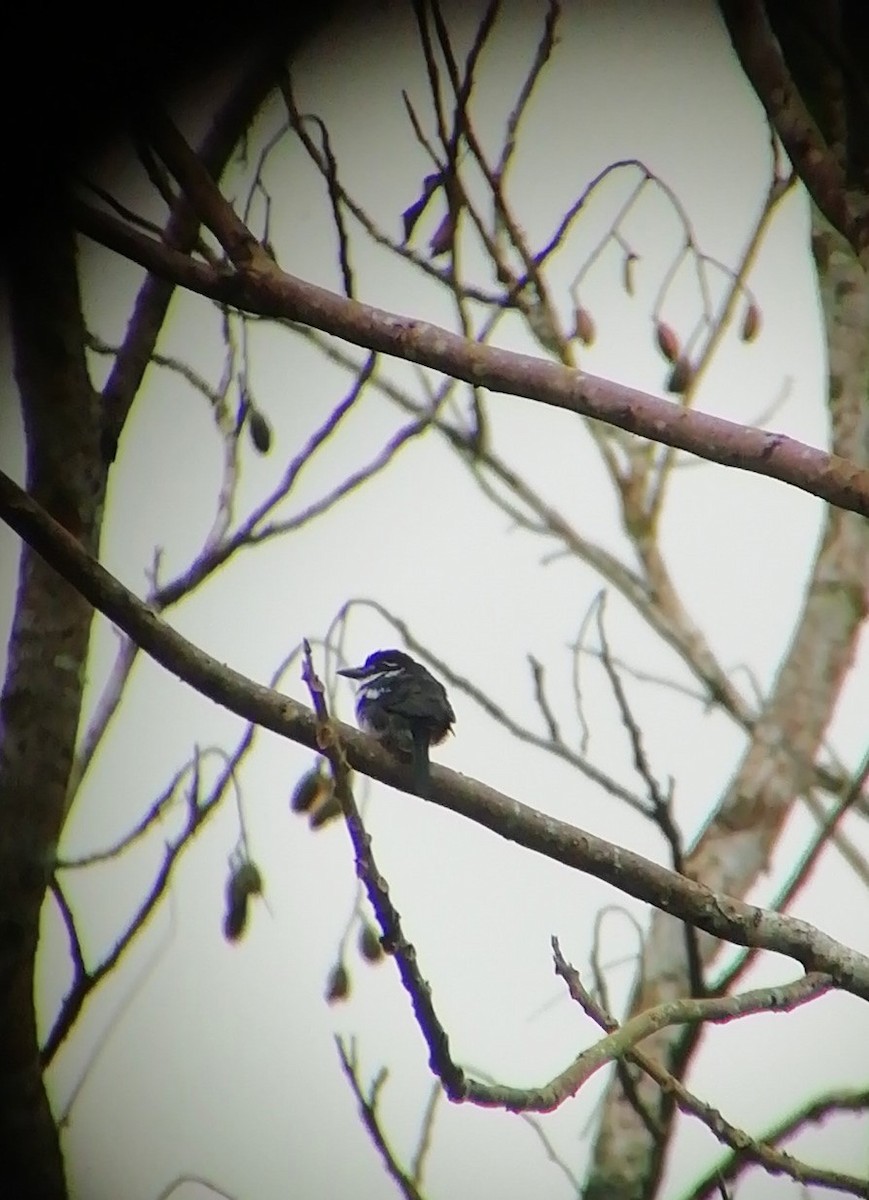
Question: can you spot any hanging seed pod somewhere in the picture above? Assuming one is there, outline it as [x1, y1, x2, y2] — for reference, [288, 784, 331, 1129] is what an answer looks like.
[666, 357, 694, 396]
[325, 961, 351, 1004]
[428, 210, 457, 258]
[290, 764, 330, 815]
[290, 763, 344, 830]
[740, 302, 761, 343]
[655, 320, 681, 364]
[308, 789, 343, 830]
[223, 899, 248, 942]
[401, 170, 443, 242]
[572, 305, 596, 347]
[358, 921, 385, 964]
[248, 407, 272, 455]
[622, 253, 638, 296]
[222, 860, 263, 943]
[229, 861, 263, 900]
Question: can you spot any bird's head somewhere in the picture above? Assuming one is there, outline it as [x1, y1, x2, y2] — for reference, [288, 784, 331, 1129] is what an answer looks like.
[337, 649, 415, 681]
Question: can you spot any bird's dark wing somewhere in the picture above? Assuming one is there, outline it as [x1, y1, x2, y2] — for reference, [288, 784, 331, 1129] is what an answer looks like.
[381, 674, 454, 727]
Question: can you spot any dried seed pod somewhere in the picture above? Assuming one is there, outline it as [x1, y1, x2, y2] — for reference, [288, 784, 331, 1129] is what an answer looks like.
[222, 859, 263, 943]
[665, 357, 694, 396]
[401, 170, 442, 242]
[572, 305, 596, 347]
[622, 253, 638, 296]
[655, 320, 681, 364]
[248, 407, 272, 455]
[325, 962, 351, 1004]
[358, 921, 384, 964]
[308, 790, 343, 830]
[223, 898, 248, 943]
[740, 302, 761, 343]
[428, 210, 457, 258]
[290, 765, 330, 815]
[290, 763, 345, 830]
[228, 861, 263, 902]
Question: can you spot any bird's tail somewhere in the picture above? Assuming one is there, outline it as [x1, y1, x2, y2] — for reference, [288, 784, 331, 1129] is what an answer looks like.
[411, 729, 431, 798]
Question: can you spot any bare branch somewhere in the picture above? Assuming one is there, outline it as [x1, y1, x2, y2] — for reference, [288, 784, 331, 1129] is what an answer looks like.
[154, 1175, 239, 1200]
[527, 655, 561, 744]
[495, 1, 560, 179]
[410, 1084, 442, 1188]
[687, 1085, 869, 1200]
[336, 1039, 427, 1200]
[48, 879, 86, 983]
[42, 648, 298, 1065]
[58, 759, 193, 867]
[714, 746, 869, 994]
[595, 600, 705, 997]
[553, 939, 869, 1197]
[460, 953, 833, 1114]
[100, 43, 286, 459]
[4, 474, 869, 1002]
[72, 197, 869, 518]
[56, 908, 175, 1128]
[719, 0, 861, 250]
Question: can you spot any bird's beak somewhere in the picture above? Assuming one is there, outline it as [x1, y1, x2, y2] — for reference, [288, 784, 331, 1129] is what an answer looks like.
[337, 664, 365, 679]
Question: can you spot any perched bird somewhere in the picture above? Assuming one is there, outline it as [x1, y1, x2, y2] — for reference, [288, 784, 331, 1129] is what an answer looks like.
[338, 649, 455, 795]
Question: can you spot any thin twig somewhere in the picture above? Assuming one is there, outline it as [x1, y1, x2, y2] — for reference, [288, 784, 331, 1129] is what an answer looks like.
[336, 1039, 427, 1200]
[552, 939, 866, 1197]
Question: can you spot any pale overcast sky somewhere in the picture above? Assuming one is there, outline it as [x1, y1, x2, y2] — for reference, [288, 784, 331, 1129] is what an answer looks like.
[2, 2, 867, 1198]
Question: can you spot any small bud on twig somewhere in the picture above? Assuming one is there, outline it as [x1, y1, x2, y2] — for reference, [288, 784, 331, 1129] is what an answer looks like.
[248, 408, 272, 455]
[222, 859, 264, 943]
[655, 320, 681, 364]
[326, 962, 351, 1004]
[623, 253, 638, 296]
[572, 305, 596, 347]
[740, 302, 761, 343]
[666, 357, 694, 395]
[358, 921, 385, 964]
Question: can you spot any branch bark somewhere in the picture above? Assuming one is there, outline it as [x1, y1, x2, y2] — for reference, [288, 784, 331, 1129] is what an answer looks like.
[587, 30, 869, 1194]
[719, 0, 863, 248]
[0, 222, 104, 1200]
[72, 193, 869, 516]
[0, 25, 334, 1196]
[2, 469, 869, 1002]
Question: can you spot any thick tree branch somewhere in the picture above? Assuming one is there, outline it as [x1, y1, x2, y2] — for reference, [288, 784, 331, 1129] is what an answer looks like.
[3, 468, 869, 1001]
[73, 198, 869, 516]
[718, 0, 863, 250]
[1, 223, 105, 1199]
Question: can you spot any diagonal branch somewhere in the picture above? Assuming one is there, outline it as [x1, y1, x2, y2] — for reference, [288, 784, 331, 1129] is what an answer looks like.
[3, 468, 869, 1001]
[335, 1040, 428, 1200]
[73, 197, 869, 515]
[553, 941, 869, 1198]
[461, 964, 834, 1115]
[718, 0, 862, 250]
[686, 1085, 869, 1200]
